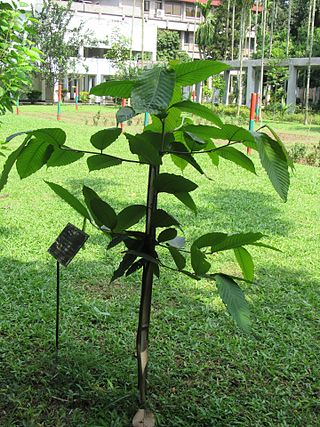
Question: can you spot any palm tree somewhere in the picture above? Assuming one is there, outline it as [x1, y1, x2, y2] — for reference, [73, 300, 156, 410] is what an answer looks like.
[304, 0, 317, 125]
[286, 0, 292, 57]
[195, 0, 215, 59]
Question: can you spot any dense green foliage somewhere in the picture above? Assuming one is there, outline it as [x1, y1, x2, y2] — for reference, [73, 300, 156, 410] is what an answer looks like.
[0, 110, 319, 426]
[0, 0, 41, 115]
[157, 30, 190, 62]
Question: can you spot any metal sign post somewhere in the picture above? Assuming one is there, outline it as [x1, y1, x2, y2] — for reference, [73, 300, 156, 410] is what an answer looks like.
[48, 223, 89, 353]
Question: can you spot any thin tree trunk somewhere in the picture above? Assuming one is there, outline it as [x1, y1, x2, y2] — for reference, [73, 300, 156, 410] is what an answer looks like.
[141, 0, 145, 65]
[136, 164, 159, 406]
[130, 0, 136, 60]
[237, 6, 246, 116]
[259, 0, 267, 121]
[248, 7, 252, 59]
[286, 0, 292, 57]
[231, 2, 235, 60]
[224, 0, 231, 60]
[304, 0, 316, 125]
[269, 0, 276, 58]
[254, 0, 259, 54]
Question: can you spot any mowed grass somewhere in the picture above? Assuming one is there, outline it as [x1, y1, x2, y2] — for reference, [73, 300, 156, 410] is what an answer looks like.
[0, 106, 320, 426]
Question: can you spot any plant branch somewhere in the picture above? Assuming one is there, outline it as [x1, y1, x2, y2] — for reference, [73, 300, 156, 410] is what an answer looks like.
[61, 146, 146, 165]
[162, 140, 241, 156]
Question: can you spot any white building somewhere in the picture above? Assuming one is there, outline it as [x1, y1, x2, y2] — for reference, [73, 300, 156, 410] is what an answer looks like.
[27, 0, 227, 101]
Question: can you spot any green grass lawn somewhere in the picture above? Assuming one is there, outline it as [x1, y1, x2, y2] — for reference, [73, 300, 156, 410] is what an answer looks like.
[0, 107, 320, 426]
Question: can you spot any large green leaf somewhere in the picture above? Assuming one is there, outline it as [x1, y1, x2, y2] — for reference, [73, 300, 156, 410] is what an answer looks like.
[217, 146, 256, 174]
[131, 66, 176, 114]
[172, 60, 229, 86]
[47, 147, 84, 168]
[154, 173, 198, 193]
[16, 139, 53, 178]
[192, 232, 263, 252]
[168, 246, 186, 270]
[90, 128, 122, 151]
[234, 247, 254, 282]
[184, 124, 255, 145]
[82, 186, 117, 229]
[111, 253, 137, 282]
[174, 192, 197, 213]
[158, 228, 177, 243]
[87, 155, 122, 171]
[264, 125, 294, 168]
[254, 132, 290, 202]
[30, 128, 66, 146]
[170, 100, 223, 127]
[90, 198, 117, 230]
[115, 205, 146, 232]
[125, 132, 162, 166]
[191, 246, 211, 275]
[0, 138, 29, 191]
[90, 80, 136, 98]
[152, 209, 180, 228]
[45, 181, 90, 220]
[215, 274, 251, 331]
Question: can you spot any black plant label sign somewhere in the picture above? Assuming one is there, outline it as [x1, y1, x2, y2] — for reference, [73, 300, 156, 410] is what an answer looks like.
[48, 223, 89, 267]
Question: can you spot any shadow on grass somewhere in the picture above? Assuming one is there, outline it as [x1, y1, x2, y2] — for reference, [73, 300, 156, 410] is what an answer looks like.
[0, 252, 318, 426]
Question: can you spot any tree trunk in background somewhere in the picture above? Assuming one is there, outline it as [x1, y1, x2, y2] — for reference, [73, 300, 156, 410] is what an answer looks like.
[259, 0, 268, 121]
[130, 0, 136, 59]
[254, 0, 259, 54]
[224, 0, 231, 60]
[231, 1, 236, 60]
[304, 0, 316, 125]
[237, 6, 246, 116]
[268, 0, 276, 58]
[286, 0, 292, 57]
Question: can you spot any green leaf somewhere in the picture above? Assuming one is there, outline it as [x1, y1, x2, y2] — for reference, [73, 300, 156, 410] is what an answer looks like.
[192, 232, 263, 252]
[47, 147, 84, 168]
[91, 198, 117, 230]
[125, 132, 162, 166]
[172, 60, 229, 86]
[116, 106, 136, 124]
[127, 250, 158, 264]
[168, 246, 186, 270]
[111, 253, 137, 282]
[174, 192, 197, 213]
[30, 128, 66, 146]
[83, 185, 117, 229]
[0, 138, 28, 191]
[191, 246, 211, 275]
[215, 274, 251, 331]
[171, 154, 188, 172]
[184, 124, 255, 144]
[152, 209, 180, 228]
[217, 146, 256, 174]
[234, 247, 254, 282]
[16, 139, 53, 178]
[90, 80, 136, 98]
[155, 173, 198, 193]
[131, 67, 176, 114]
[87, 154, 122, 171]
[115, 205, 146, 232]
[45, 181, 90, 220]
[126, 259, 144, 276]
[264, 125, 294, 168]
[90, 128, 122, 151]
[254, 132, 290, 201]
[170, 100, 223, 127]
[158, 228, 177, 243]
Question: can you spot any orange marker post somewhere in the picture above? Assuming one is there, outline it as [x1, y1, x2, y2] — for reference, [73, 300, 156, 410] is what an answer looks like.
[247, 92, 257, 155]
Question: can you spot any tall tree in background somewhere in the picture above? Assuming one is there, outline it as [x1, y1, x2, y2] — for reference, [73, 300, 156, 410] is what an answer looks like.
[304, 0, 317, 125]
[195, 0, 215, 58]
[32, 0, 93, 91]
[286, 0, 292, 56]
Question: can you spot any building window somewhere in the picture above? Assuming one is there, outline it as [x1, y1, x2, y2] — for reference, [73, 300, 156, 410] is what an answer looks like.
[155, 1, 162, 10]
[165, 2, 181, 16]
[184, 31, 194, 44]
[186, 5, 200, 18]
[144, 1, 150, 12]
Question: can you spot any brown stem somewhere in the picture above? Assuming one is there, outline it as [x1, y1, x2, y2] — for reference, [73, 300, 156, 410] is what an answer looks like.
[136, 164, 159, 406]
